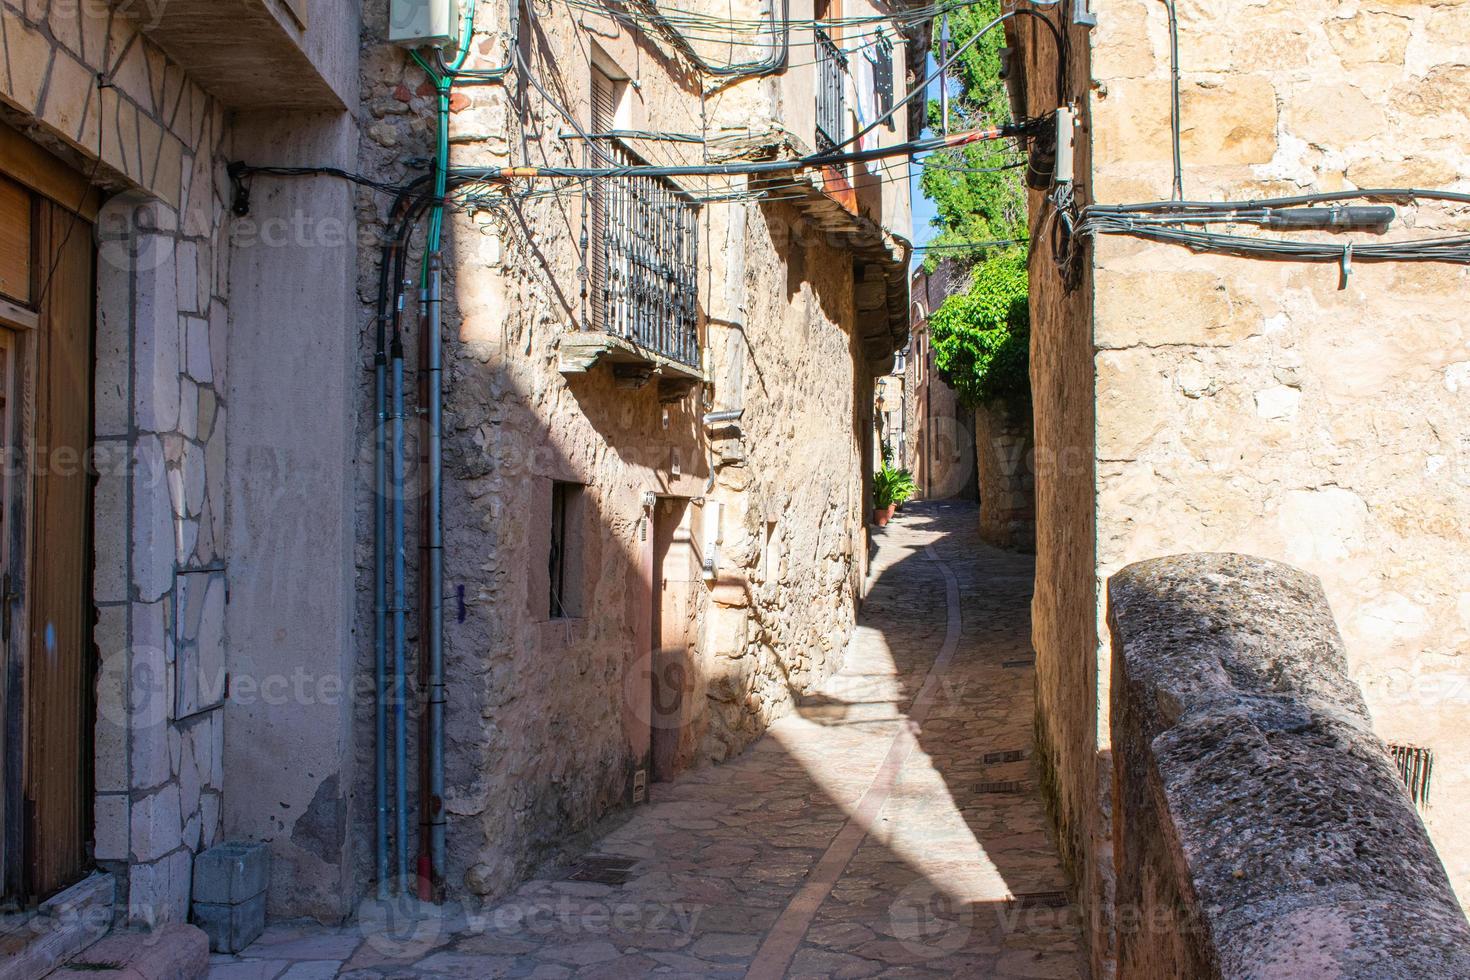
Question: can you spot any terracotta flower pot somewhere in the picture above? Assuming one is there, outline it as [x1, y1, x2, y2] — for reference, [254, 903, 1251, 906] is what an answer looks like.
[886, 503, 898, 521]
[874, 507, 891, 527]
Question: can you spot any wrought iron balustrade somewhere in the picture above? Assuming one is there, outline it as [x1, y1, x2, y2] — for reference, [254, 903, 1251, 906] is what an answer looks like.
[585, 140, 701, 371]
[814, 26, 848, 152]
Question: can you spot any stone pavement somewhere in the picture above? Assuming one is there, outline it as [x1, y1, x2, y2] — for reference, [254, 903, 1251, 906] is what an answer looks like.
[207, 501, 1083, 979]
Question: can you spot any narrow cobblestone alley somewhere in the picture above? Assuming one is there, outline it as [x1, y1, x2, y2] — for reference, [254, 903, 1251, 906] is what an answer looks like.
[208, 502, 1083, 979]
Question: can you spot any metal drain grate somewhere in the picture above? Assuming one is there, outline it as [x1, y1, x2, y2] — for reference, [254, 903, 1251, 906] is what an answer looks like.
[1011, 890, 1070, 909]
[984, 749, 1027, 764]
[566, 855, 640, 885]
[975, 780, 1026, 794]
[1389, 744, 1434, 810]
[1002, 659, 1035, 669]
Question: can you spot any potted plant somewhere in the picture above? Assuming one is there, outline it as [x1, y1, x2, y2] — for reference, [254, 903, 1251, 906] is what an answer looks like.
[890, 467, 916, 512]
[873, 464, 916, 526]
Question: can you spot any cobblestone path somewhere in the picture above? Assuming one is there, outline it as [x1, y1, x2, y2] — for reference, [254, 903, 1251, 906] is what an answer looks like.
[208, 501, 1084, 979]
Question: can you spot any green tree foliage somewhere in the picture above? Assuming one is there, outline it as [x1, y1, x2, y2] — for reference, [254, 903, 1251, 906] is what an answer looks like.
[918, 0, 1028, 265]
[927, 250, 1029, 407]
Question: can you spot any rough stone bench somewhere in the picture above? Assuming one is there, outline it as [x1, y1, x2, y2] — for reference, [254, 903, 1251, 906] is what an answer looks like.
[1108, 554, 1470, 979]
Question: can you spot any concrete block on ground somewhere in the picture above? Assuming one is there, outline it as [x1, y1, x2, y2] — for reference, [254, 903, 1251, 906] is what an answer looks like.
[191, 893, 265, 954]
[191, 841, 269, 953]
[191, 841, 268, 906]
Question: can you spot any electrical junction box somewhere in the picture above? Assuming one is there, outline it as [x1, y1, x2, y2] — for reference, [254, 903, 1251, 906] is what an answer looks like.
[389, 0, 463, 48]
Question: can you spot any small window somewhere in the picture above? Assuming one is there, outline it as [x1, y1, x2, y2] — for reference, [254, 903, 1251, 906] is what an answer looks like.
[549, 482, 584, 618]
[1389, 744, 1434, 811]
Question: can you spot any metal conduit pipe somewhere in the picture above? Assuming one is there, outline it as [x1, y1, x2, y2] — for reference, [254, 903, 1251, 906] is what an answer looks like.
[425, 252, 447, 898]
[373, 306, 391, 897]
[390, 324, 411, 888]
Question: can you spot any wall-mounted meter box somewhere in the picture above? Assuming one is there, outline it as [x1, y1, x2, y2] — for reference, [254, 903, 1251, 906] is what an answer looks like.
[389, 0, 463, 48]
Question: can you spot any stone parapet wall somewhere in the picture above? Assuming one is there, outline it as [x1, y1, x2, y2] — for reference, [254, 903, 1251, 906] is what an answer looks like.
[1109, 554, 1470, 979]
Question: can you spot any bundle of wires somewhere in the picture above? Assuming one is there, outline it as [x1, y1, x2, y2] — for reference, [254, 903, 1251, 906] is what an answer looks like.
[1074, 190, 1470, 266]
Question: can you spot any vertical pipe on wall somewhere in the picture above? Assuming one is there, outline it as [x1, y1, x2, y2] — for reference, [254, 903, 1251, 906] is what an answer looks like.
[425, 252, 446, 899]
[374, 311, 391, 897]
[390, 326, 411, 889]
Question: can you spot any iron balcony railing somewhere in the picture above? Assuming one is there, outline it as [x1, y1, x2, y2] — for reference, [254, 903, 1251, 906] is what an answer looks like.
[814, 26, 847, 152]
[586, 140, 701, 370]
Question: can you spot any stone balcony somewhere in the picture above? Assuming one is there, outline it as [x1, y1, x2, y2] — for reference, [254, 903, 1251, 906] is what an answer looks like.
[108, 0, 347, 110]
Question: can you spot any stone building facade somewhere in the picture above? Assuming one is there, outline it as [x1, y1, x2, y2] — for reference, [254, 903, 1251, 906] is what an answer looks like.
[351, 0, 918, 907]
[0, 0, 919, 950]
[1007, 0, 1470, 971]
[906, 261, 976, 500]
[0, 0, 360, 938]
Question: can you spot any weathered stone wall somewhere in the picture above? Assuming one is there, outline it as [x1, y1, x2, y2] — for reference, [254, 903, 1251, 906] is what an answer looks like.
[351, 0, 892, 905]
[1016, 0, 1470, 966]
[1109, 554, 1470, 979]
[973, 402, 1034, 552]
[1081, 0, 1470, 919]
[1009, 9, 1104, 969]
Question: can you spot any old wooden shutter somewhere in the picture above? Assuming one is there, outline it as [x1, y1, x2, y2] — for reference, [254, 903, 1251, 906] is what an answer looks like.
[588, 69, 616, 333]
[22, 197, 96, 901]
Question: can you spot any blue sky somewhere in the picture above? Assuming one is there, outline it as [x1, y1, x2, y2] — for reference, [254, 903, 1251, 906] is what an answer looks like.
[907, 56, 948, 262]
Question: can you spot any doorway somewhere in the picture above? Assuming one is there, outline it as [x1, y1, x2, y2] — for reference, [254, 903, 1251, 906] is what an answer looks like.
[650, 497, 698, 783]
[0, 165, 97, 906]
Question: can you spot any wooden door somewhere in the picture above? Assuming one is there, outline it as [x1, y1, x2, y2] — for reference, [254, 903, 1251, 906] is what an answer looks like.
[0, 169, 97, 905]
[650, 498, 696, 782]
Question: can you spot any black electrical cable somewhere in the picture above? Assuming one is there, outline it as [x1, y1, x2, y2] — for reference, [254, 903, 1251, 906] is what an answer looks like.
[640, 0, 790, 77]
[1077, 221, 1470, 264]
[833, 8, 1063, 161]
[460, 122, 1038, 180]
[1161, 0, 1183, 199]
[230, 163, 409, 194]
[1086, 188, 1470, 212]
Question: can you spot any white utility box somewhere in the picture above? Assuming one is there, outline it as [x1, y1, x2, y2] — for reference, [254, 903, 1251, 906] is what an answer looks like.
[389, 0, 463, 48]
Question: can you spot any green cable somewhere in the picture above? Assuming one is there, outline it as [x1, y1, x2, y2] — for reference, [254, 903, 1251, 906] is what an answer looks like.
[411, 2, 479, 286]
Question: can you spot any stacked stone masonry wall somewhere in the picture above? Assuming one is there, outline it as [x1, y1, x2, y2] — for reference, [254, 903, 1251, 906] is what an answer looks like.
[0, 0, 232, 925]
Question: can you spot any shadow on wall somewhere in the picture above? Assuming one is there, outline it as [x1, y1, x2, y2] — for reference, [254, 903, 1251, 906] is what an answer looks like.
[335, 502, 1085, 977]
[341, 199, 870, 912]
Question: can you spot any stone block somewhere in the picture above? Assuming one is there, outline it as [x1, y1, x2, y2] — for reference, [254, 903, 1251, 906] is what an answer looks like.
[1108, 555, 1470, 979]
[128, 850, 192, 927]
[191, 892, 266, 954]
[133, 436, 176, 602]
[1283, 83, 1387, 148]
[94, 793, 129, 863]
[1094, 269, 1261, 349]
[0, 6, 52, 113]
[132, 239, 182, 434]
[130, 783, 182, 863]
[191, 841, 269, 906]
[1326, 11, 1410, 66]
[1094, 77, 1278, 168]
[39, 51, 93, 144]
